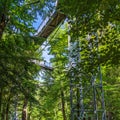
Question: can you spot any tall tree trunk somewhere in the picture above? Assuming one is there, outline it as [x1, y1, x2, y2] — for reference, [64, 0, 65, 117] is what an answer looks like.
[1, 105, 5, 120]
[61, 89, 67, 120]
[107, 112, 113, 120]
[5, 94, 11, 120]
[5, 103, 9, 120]
[0, 88, 3, 119]
[22, 98, 28, 120]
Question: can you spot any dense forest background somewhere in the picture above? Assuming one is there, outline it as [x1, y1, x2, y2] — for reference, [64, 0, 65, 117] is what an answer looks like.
[0, 0, 120, 120]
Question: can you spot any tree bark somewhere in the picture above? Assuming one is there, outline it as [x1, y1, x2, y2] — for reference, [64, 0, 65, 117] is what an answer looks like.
[0, 89, 2, 112]
[61, 89, 67, 120]
[0, 88, 3, 119]
[107, 112, 113, 120]
[5, 103, 9, 120]
[5, 95, 11, 120]
[1, 106, 5, 120]
[22, 98, 28, 120]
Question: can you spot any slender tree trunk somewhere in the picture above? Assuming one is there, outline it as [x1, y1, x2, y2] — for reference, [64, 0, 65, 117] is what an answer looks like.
[5, 103, 9, 120]
[5, 95, 11, 120]
[22, 98, 28, 120]
[1, 105, 5, 120]
[61, 89, 67, 120]
[107, 112, 113, 120]
[0, 88, 3, 119]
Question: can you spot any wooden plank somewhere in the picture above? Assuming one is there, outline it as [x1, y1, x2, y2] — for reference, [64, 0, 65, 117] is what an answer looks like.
[36, 11, 66, 38]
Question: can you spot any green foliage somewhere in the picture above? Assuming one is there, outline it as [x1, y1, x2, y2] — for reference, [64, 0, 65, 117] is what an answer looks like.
[0, 0, 120, 119]
[99, 23, 120, 65]
[0, 32, 43, 119]
[103, 66, 120, 119]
